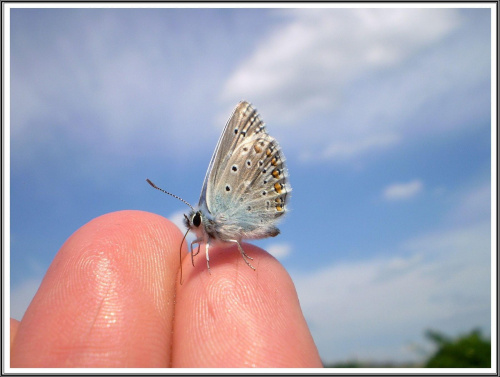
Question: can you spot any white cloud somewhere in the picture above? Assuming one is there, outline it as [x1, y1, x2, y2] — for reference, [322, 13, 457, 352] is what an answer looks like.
[11, 9, 489, 169]
[169, 209, 188, 232]
[292, 181, 492, 364]
[220, 9, 489, 163]
[222, 9, 461, 119]
[292, 221, 491, 364]
[301, 133, 400, 162]
[267, 242, 292, 260]
[383, 179, 423, 201]
[447, 183, 491, 227]
[10, 10, 230, 168]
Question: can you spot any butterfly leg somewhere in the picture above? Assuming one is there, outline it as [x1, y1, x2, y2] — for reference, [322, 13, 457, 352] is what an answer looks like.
[205, 242, 211, 274]
[228, 239, 256, 270]
[190, 239, 202, 267]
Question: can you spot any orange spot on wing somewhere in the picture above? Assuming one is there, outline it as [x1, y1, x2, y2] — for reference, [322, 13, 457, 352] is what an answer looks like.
[274, 182, 283, 193]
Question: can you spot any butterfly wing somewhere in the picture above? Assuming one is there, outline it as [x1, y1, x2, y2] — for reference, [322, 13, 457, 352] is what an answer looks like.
[200, 101, 290, 240]
[197, 101, 250, 207]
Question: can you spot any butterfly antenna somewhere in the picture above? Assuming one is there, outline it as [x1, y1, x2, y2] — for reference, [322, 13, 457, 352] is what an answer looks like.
[146, 179, 194, 210]
[179, 228, 191, 285]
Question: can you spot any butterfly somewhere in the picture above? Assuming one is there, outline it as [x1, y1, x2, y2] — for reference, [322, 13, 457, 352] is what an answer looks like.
[147, 101, 290, 283]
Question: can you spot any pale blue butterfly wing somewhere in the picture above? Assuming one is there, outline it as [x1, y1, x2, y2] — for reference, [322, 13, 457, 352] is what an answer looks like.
[186, 101, 290, 271]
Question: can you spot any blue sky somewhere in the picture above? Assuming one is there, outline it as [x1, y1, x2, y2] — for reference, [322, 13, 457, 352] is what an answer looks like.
[7, 5, 494, 365]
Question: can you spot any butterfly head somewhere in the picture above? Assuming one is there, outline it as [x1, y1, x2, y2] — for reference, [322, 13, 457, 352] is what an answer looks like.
[183, 210, 202, 230]
[184, 208, 214, 242]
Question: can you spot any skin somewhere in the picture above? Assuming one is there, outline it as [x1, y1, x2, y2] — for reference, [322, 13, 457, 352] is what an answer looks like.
[10, 210, 323, 368]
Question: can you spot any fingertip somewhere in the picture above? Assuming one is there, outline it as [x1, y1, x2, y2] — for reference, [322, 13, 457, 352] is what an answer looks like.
[12, 210, 183, 367]
[173, 243, 322, 367]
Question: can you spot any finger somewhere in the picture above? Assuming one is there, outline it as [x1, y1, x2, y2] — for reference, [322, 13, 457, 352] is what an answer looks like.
[11, 210, 183, 367]
[10, 318, 20, 349]
[172, 243, 322, 367]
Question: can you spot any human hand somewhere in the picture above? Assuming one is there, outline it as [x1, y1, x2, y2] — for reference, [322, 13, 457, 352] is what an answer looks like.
[10, 210, 322, 367]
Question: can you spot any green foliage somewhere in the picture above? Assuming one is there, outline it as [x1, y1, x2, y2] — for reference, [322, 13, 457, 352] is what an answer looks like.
[326, 360, 361, 368]
[424, 328, 491, 368]
[324, 360, 420, 368]
[322, 328, 491, 368]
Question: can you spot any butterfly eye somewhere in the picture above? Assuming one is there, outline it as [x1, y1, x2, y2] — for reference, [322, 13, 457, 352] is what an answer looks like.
[193, 212, 202, 227]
